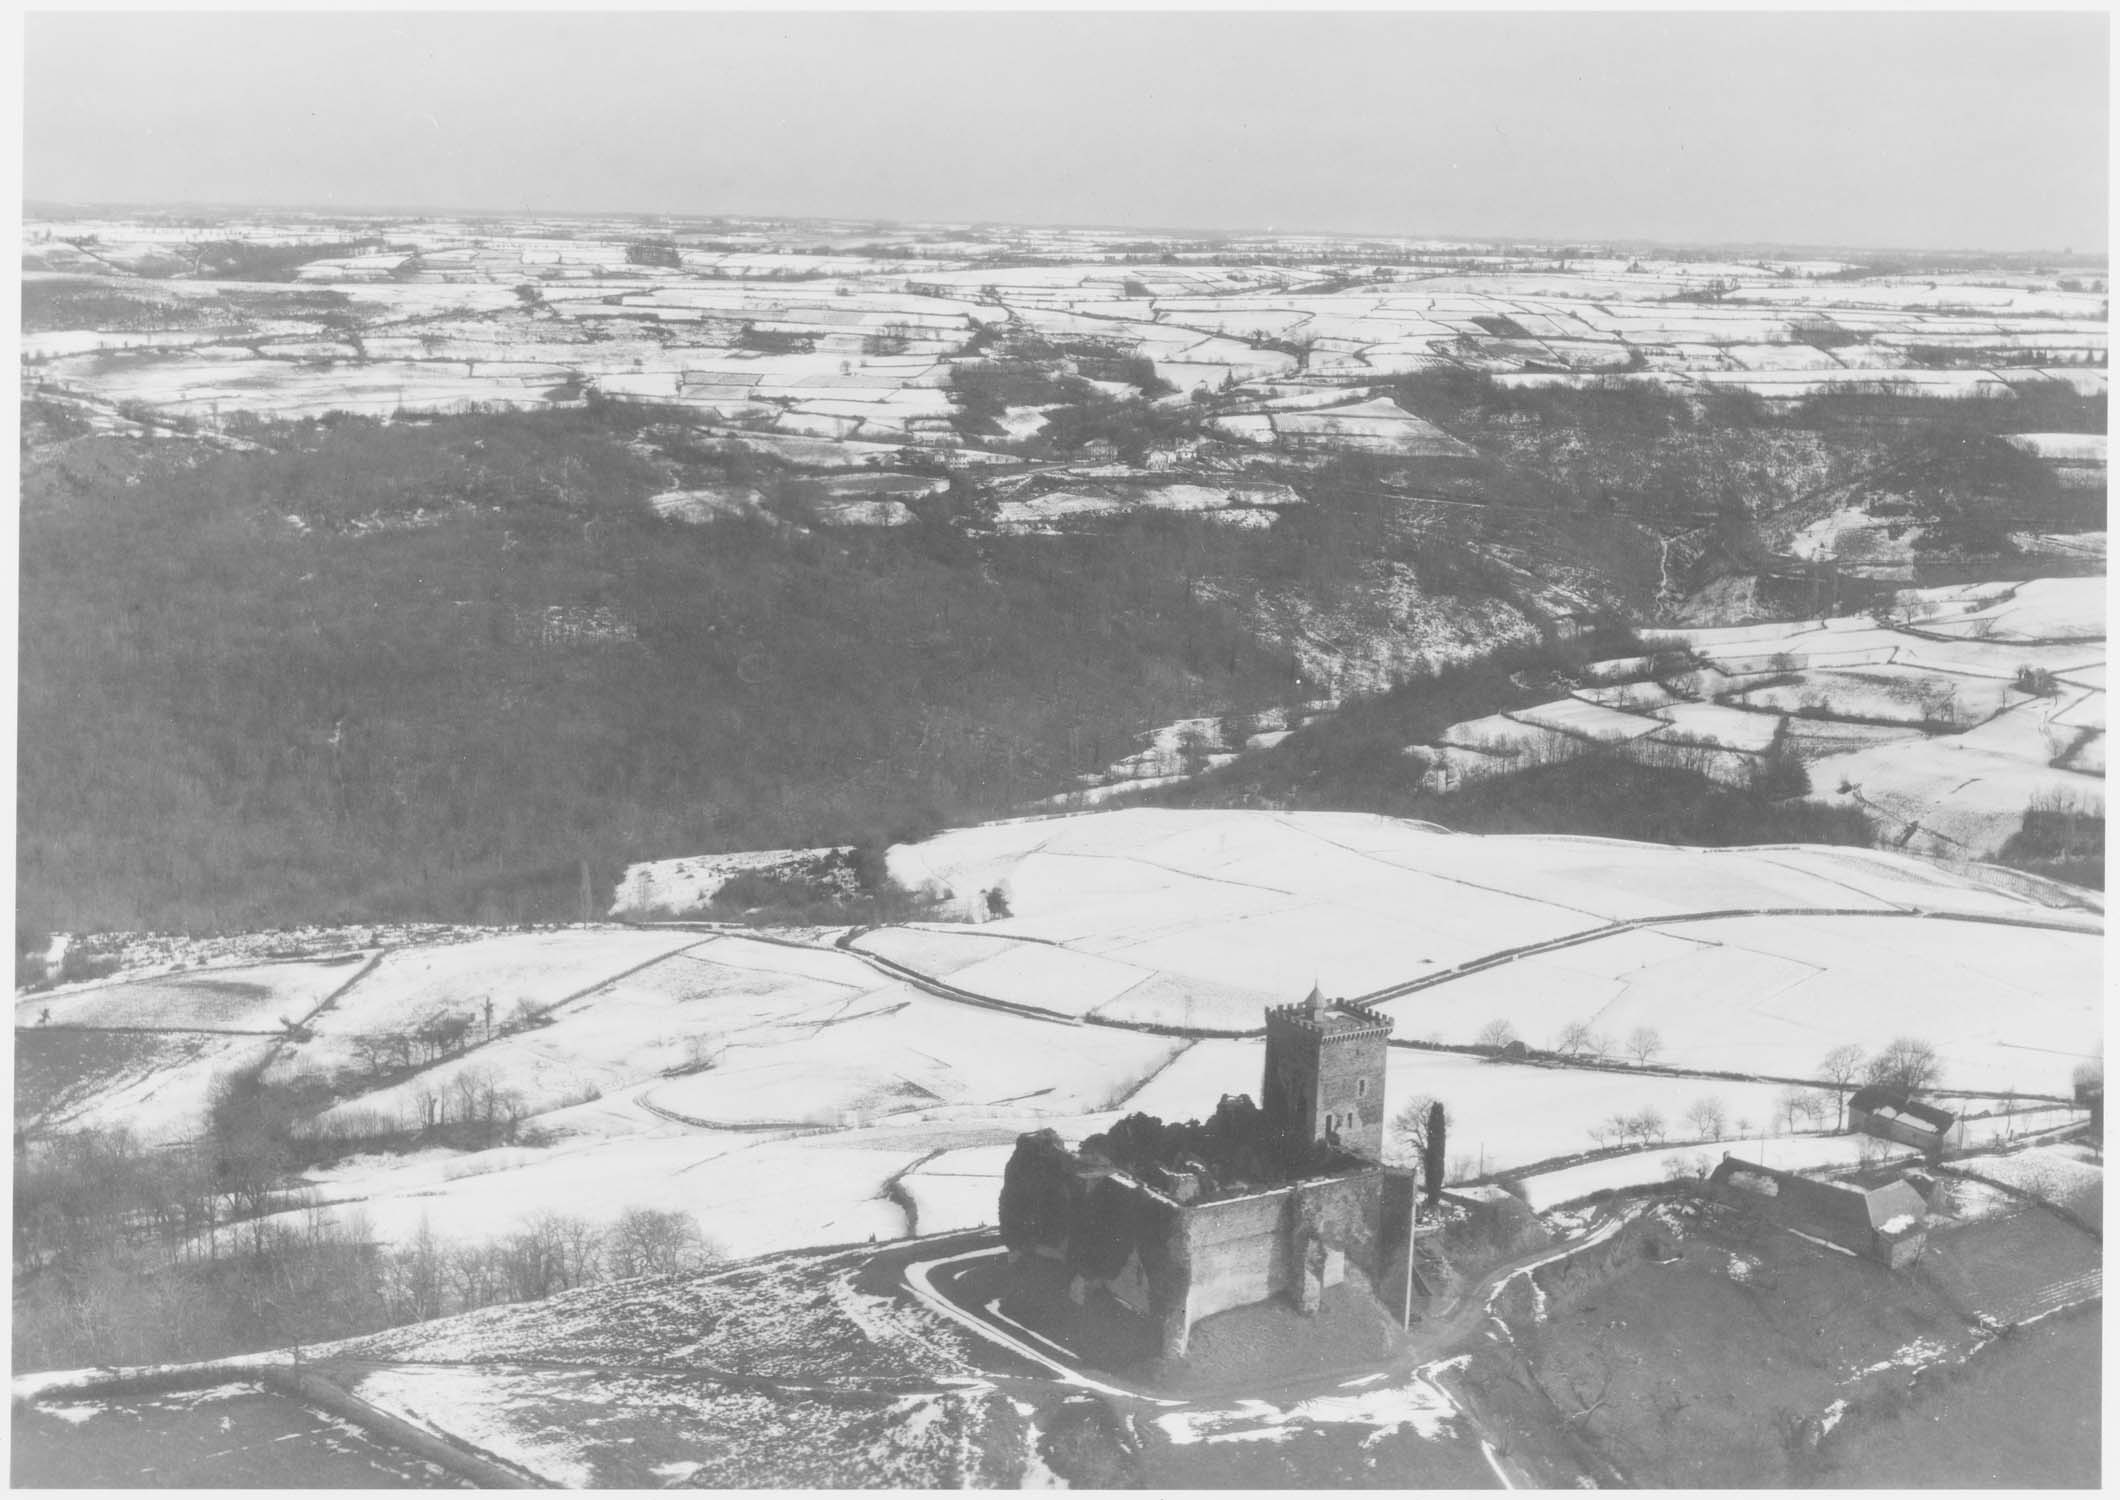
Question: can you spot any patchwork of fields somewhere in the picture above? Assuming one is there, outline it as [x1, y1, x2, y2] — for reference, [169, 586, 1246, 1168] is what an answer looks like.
[16, 809, 2098, 1267]
[25, 214, 2107, 514]
[1402, 576, 2104, 860]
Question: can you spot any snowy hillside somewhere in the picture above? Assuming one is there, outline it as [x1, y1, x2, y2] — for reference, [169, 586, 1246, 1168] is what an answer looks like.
[1401, 576, 2105, 861]
[18, 810, 2097, 1266]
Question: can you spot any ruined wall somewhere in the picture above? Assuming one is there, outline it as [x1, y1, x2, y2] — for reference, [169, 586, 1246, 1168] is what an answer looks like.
[1180, 1187, 1293, 1332]
[1001, 1129, 1404, 1361]
[1173, 1171, 1388, 1349]
[1373, 1170, 1422, 1325]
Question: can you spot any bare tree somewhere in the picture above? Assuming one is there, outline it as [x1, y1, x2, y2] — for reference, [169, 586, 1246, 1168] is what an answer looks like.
[352, 1034, 398, 1078]
[445, 1243, 504, 1311]
[387, 1217, 447, 1324]
[1818, 1044, 1865, 1130]
[452, 1069, 486, 1128]
[1625, 1027, 1664, 1066]
[502, 1216, 565, 1301]
[1474, 1019, 1519, 1051]
[606, 1208, 714, 1280]
[1555, 1020, 1598, 1058]
[1864, 1036, 1942, 1095]
[548, 1213, 605, 1290]
[1684, 1096, 1728, 1141]
[1391, 1096, 1447, 1167]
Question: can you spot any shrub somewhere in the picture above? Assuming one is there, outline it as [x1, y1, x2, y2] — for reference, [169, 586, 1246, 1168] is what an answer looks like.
[56, 947, 119, 986]
[625, 240, 682, 269]
[1755, 723, 1811, 799]
[733, 323, 816, 355]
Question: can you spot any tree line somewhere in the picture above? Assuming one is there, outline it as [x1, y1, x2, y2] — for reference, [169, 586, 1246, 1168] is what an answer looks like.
[14, 1102, 716, 1372]
[1387, 1034, 1949, 1190]
[19, 403, 1308, 933]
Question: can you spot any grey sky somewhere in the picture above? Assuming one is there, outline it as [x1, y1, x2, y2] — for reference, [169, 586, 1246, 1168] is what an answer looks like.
[25, 10, 2110, 251]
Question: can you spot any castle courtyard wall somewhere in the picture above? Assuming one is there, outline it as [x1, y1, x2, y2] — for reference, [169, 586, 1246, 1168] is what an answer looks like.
[1172, 1171, 1387, 1354]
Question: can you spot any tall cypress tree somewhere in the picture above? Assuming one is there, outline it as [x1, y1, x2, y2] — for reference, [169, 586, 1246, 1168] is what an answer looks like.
[1422, 1100, 1447, 1204]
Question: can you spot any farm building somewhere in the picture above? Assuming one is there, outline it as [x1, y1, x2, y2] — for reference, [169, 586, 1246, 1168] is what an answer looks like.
[1707, 1157, 1931, 1268]
[1847, 1087, 1962, 1156]
[998, 989, 1419, 1359]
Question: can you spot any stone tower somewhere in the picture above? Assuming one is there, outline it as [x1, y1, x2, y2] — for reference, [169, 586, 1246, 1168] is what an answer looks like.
[1261, 986, 1394, 1159]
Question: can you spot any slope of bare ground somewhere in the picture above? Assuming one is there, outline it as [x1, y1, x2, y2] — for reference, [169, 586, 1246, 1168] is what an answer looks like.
[1481, 1191, 2100, 1487]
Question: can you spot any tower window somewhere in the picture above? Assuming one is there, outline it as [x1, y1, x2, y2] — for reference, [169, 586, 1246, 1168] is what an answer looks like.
[1357, 1078, 1368, 1098]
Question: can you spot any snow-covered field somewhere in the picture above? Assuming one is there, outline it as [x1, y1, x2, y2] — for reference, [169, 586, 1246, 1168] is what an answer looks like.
[882, 809, 2098, 1082]
[1405, 577, 2105, 860]
[28, 217, 2106, 514]
[17, 806, 2098, 1268]
[1951, 1145, 2103, 1223]
[301, 927, 704, 1038]
[24, 954, 372, 1032]
[1512, 1132, 1912, 1211]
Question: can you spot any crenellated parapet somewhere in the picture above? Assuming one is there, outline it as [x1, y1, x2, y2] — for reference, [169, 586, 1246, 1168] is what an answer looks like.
[1263, 995, 1394, 1041]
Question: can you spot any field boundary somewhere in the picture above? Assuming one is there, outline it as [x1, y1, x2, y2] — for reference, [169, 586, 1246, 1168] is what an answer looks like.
[1933, 1158, 2102, 1244]
[261, 1365, 545, 1488]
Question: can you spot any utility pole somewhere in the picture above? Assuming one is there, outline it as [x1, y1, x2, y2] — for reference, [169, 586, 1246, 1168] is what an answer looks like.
[1402, 1190, 1416, 1328]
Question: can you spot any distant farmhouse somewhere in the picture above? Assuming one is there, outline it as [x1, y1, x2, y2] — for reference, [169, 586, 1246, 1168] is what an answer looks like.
[1707, 1156, 1931, 1268]
[998, 989, 1420, 1359]
[1847, 1086, 1963, 1158]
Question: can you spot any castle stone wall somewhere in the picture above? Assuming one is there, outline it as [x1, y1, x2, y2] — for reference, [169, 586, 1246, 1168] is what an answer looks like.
[1180, 1187, 1294, 1332]
[1171, 1171, 1388, 1355]
[1262, 998, 1392, 1159]
[1314, 1029, 1390, 1158]
[1002, 991, 1408, 1364]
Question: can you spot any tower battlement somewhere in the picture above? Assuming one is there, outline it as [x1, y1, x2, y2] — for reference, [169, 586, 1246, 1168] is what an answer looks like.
[1264, 993, 1394, 1041]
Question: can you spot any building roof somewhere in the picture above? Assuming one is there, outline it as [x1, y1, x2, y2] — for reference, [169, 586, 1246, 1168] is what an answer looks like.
[1863, 1180, 1930, 1234]
[1848, 1086, 1957, 1132]
[1775, 1173, 1878, 1249]
[1709, 1157, 1928, 1250]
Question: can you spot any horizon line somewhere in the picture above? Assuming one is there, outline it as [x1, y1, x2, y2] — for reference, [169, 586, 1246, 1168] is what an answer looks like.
[22, 197, 2109, 264]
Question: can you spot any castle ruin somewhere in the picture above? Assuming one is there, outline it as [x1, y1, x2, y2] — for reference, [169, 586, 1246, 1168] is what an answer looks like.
[997, 987, 1419, 1360]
